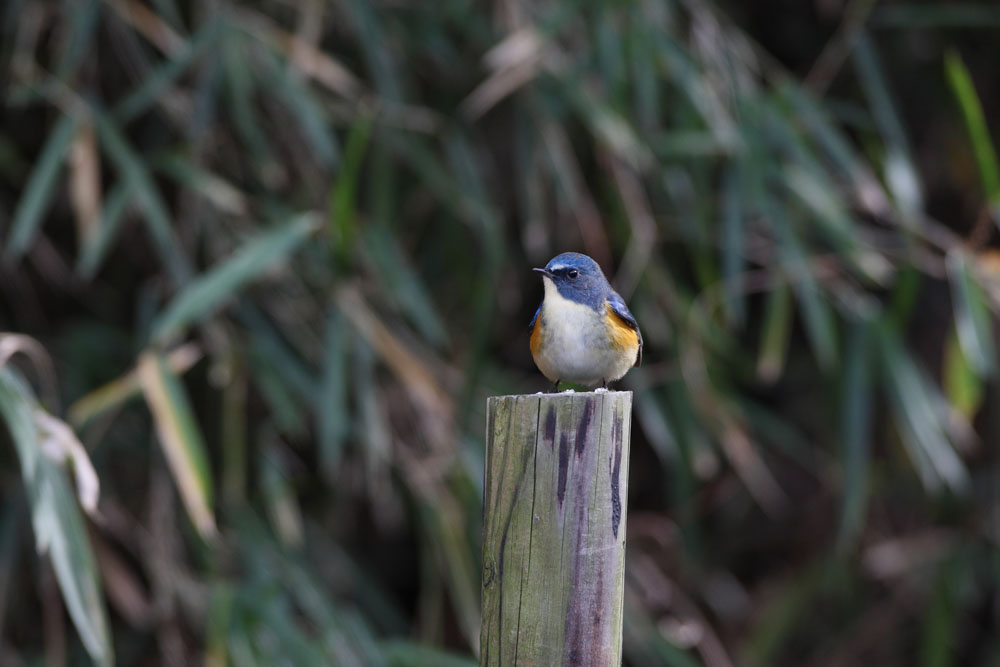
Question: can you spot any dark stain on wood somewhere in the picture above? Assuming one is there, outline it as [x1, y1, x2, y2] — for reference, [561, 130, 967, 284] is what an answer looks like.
[610, 410, 623, 538]
[593, 569, 604, 630]
[575, 396, 594, 457]
[557, 431, 569, 506]
[483, 558, 495, 587]
[487, 403, 495, 444]
[544, 405, 556, 450]
[496, 524, 509, 665]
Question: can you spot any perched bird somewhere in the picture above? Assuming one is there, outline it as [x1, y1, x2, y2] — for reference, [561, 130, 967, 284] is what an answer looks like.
[529, 252, 642, 390]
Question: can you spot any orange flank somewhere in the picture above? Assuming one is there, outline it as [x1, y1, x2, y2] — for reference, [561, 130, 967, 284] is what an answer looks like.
[530, 315, 544, 359]
[605, 303, 640, 363]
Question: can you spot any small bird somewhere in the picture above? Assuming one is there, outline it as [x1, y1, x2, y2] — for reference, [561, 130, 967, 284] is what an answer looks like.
[529, 252, 642, 390]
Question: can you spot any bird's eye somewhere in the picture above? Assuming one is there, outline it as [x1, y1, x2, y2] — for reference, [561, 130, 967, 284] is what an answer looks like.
[567, 269, 579, 279]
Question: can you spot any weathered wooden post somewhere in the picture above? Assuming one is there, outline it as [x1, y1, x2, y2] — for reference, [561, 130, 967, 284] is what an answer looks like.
[481, 391, 631, 666]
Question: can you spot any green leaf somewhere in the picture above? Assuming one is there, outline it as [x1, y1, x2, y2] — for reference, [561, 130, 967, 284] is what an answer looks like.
[757, 284, 792, 382]
[946, 249, 996, 376]
[318, 309, 349, 477]
[205, 583, 235, 667]
[853, 32, 923, 219]
[0, 367, 113, 667]
[779, 81, 866, 184]
[742, 557, 827, 667]
[223, 31, 276, 171]
[382, 641, 476, 667]
[260, 446, 303, 548]
[53, 0, 101, 80]
[137, 350, 216, 538]
[76, 179, 136, 279]
[945, 50, 1000, 208]
[114, 19, 222, 122]
[343, 0, 402, 101]
[236, 517, 386, 665]
[721, 163, 746, 326]
[329, 114, 372, 267]
[878, 326, 968, 492]
[363, 226, 448, 346]
[778, 223, 838, 370]
[151, 213, 318, 343]
[6, 114, 79, 258]
[920, 555, 960, 667]
[837, 318, 874, 549]
[943, 328, 983, 419]
[239, 304, 320, 402]
[152, 153, 248, 216]
[94, 107, 193, 284]
[260, 51, 339, 168]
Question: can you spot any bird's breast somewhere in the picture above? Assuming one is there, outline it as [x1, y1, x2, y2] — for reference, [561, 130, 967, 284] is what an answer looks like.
[531, 290, 635, 385]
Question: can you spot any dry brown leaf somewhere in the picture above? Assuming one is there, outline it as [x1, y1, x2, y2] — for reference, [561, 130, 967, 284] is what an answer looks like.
[719, 420, 787, 518]
[336, 286, 453, 448]
[106, 0, 185, 56]
[92, 532, 154, 628]
[236, 8, 361, 100]
[69, 117, 102, 249]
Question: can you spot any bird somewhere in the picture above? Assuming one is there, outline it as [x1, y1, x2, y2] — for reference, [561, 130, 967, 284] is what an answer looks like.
[529, 252, 642, 390]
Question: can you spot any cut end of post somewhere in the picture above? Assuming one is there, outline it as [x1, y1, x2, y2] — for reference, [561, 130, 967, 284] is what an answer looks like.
[489, 389, 633, 400]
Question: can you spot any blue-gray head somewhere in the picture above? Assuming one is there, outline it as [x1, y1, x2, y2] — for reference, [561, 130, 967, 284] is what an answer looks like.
[533, 252, 610, 309]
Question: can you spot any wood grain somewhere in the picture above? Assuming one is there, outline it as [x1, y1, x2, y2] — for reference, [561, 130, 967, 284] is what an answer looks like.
[482, 391, 632, 666]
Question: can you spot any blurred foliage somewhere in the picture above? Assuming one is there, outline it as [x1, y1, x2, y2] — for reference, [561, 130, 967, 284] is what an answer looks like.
[1, 0, 1000, 665]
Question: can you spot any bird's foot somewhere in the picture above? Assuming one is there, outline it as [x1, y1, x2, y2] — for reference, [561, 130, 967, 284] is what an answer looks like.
[594, 387, 609, 393]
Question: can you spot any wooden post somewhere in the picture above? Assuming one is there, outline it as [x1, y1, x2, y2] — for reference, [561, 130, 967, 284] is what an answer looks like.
[481, 391, 631, 666]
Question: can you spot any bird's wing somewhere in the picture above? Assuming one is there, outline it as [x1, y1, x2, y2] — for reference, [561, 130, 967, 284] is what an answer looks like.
[529, 304, 541, 330]
[607, 292, 643, 367]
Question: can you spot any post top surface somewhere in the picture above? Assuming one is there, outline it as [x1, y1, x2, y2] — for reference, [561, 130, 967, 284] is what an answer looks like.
[487, 390, 632, 401]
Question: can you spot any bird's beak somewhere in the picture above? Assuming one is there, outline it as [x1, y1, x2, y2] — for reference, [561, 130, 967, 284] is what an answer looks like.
[533, 267, 553, 278]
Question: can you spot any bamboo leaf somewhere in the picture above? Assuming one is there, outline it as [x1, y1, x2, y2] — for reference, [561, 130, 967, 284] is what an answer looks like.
[721, 163, 746, 326]
[757, 284, 792, 383]
[778, 224, 838, 370]
[76, 179, 135, 279]
[946, 249, 996, 376]
[94, 107, 193, 284]
[260, 446, 303, 549]
[152, 153, 249, 216]
[945, 49, 1000, 213]
[223, 31, 276, 170]
[878, 326, 968, 492]
[329, 114, 372, 266]
[151, 213, 318, 343]
[943, 328, 983, 419]
[6, 114, 79, 258]
[343, 0, 402, 101]
[837, 318, 874, 549]
[318, 309, 349, 477]
[137, 350, 217, 538]
[53, 0, 101, 79]
[0, 367, 113, 666]
[363, 227, 448, 347]
[382, 641, 477, 667]
[919, 555, 959, 667]
[853, 33, 924, 219]
[114, 19, 222, 122]
[260, 51, 339, 168]
[68, 343, 202, 428]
